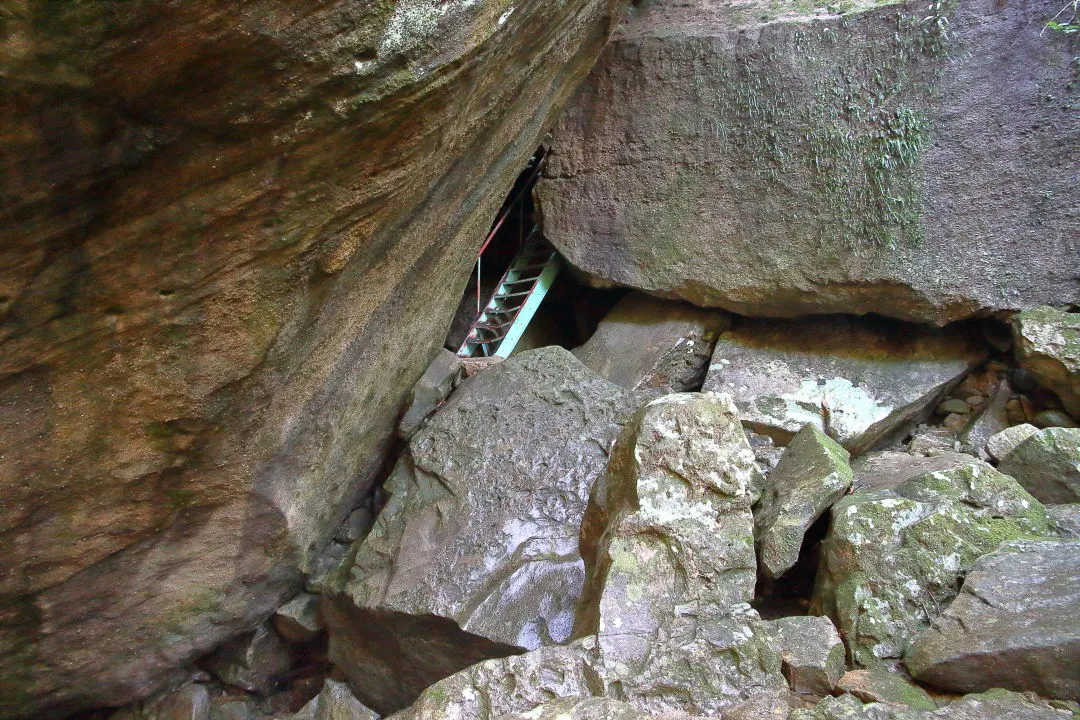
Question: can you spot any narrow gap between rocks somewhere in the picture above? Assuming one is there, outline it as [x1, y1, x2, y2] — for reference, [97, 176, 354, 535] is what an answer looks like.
[753, 513, 831, 620]
[444, 146, 624, 358]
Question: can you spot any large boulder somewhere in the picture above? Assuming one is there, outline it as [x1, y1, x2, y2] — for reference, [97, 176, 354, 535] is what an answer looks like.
[811, 456, 1053, 666]
[391, 393, 784, 720]
[577, 392, 762, 633]
[702, 317, 985, 453]
[1012, 307, 1080, 418]
[754, 424, 853, 578]
[323, 348, 643, 713]
[905, 539, 1080, 699]
[0, 0, 627, 716]
[572, 292, 732, 393]
[537, 0, 1080, 325]
[996, 427, 1080, 503]
[575, 393, 782, 715]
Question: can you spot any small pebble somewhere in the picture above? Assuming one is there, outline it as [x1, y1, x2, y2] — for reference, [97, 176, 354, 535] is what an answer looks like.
[1011, 368, 1040, 394]
[1033, 410, 1079, 429]
[943, 413, 969, 432]
[938, 398, 972, 415]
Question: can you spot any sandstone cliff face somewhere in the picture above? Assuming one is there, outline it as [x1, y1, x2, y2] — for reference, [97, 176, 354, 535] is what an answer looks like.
[537, 0, 1080, 324]
[0, 1, 626, 717]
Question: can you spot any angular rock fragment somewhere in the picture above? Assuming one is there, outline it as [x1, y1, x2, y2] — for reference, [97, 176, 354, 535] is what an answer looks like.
[850, 452, 975, 494]
[325, 348, 643, 712]
[905, 539, 1080, 700]
[291, 679, 378, 720]
[201, 622, 292, 695]
[1012, 306, 1080, 418]
[768, 615, 847, 696]
[272, 592, 323, 644]
[984, 423, 1039, 462]
[836, 670, 936, 711]
[997, 427, 1080, 503]
[572, 292, 732, 393]
[957, 379, 1011, 458]
[812, 457, 1052, 666]
[108, 682, 211, 720]
[493, 698, 655, 720]
[906, 425, 959, 457]
[755, 425, 853, 578]
[1048, 504, 1080, 537]
[397, 350, 465, 439]
[722, 692, 808, 720]
[703, 317, 985, 454]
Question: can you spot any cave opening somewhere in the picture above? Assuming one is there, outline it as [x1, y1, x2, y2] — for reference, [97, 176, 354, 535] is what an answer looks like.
[444, 146, 623, 358]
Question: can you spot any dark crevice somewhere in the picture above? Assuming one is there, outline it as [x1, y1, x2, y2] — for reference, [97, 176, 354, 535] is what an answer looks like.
[752, 512, 832, 620]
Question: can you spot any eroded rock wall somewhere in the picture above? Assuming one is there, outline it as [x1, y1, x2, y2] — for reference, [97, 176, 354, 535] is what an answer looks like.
[0, 1, 627, 716]
[537, 0, 1080, 324]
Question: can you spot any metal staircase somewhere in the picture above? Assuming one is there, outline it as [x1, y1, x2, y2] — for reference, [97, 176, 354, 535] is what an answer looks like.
[457, 229, 562, 359]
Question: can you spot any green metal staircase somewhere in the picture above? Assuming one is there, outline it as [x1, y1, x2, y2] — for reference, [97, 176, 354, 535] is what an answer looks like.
[457, 229, 562, 358]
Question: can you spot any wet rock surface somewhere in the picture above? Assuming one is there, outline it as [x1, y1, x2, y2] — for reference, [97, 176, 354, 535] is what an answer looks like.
[996, 427, 1080, 503]
[755, 425, 853, 578]
[812, 456, 1052, 666]
[323, 348, 643, 712]
[905, 539, 1080, 699]
[572, 292, 732, 393]
[1012, 307, 1080, 419]
[537, 0, 1080, 324]
[702, 317, 985, 453]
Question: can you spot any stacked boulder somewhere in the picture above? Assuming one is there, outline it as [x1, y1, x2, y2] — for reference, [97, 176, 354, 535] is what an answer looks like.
[288, 291, 1080, 720]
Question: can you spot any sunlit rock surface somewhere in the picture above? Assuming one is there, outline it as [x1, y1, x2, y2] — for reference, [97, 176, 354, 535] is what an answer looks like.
[702, 316, 986, 453]
[325, 348, 644, 713]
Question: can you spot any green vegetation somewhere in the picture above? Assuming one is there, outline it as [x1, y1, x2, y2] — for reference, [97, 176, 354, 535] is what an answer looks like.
[703, 2, 951, 249]
[1045, 0, 1079, 34]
